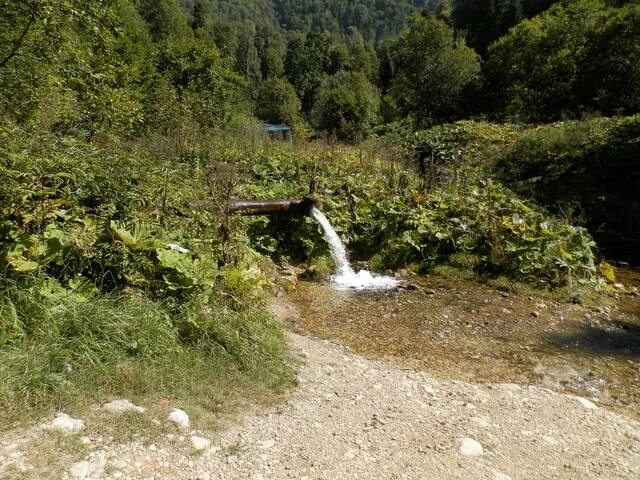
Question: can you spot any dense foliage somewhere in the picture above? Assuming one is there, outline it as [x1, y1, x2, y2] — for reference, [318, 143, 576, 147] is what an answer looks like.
[388, 14, 481, 126]
[494, 115, 640, 262]
[0, 122, 296, 421]
[256, 77, 302, 126]
[485, 0, 640, 121]
[311, 71, 380, 141]
[1, 0, 638, 424]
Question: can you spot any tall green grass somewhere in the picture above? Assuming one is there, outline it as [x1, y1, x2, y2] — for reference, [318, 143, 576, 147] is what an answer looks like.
[0, 279, 294, 428]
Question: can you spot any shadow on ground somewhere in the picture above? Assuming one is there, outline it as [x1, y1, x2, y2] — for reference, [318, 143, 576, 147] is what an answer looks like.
[545, 319, 640, 357]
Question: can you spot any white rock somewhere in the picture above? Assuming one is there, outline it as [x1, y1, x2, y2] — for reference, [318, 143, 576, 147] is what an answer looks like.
[459, 437, 484, 457]
[493, 471, 513, 480]
[168, 408, 190, 428]
[470, 416, 490, 428]
[69, 454, 106, 480]
[572, 396, 597, 409]
[102, 399, 145, 414]
[190, 435, 211, 451]
[258, 439, 276, 449]
[69, 461, 92, 479]
[44, 413, 85, 434]
[542, 435, 560, 446]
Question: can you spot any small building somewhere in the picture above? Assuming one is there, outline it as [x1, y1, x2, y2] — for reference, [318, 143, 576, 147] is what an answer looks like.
[264, 124, 292, 141]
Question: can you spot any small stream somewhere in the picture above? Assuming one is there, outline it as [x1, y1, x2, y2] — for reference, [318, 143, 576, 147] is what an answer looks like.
[298, 210, 640, 418]
[290, 273, 640, 418]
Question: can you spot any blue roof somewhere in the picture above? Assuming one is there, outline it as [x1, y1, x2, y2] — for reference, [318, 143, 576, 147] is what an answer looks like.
[264, 124, 292, 132]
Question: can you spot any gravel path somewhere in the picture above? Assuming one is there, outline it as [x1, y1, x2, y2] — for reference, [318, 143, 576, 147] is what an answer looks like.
[2, 332, 640, 479]
[6, 334, 640, 480]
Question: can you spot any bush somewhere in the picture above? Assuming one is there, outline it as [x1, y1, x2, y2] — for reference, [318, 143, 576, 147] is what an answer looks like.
[0, 273, 292, 423]
[255, 77, 302, 126]
[217, 137, 600, 287]
[310, 71, 380, 142]
[494, 115, 640, 262]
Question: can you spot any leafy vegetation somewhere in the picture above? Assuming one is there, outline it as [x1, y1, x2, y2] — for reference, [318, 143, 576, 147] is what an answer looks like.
[217, 139, 600, 287]
[485, 0, 640, 121]
[494, 115, 640, 263]
[387, 13, 481, 126]
[1, 0, 638, 427]
[311, 71, 380, 141]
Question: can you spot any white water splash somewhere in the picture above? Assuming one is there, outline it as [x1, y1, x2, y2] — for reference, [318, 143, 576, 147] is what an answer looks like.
[310, 207, 400, 291]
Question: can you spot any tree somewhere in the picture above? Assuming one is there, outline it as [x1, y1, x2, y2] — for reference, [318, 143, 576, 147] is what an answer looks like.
[388, 14, 481, 127]
[284, 33, 332, 111]
[135, 0, 191, 41]
[255, 77, 302, 125]
[156, 36, 247, 127]
[452, 0, 524, 55]
[485, 0, 640, 121]
[311, 71, 380, 142]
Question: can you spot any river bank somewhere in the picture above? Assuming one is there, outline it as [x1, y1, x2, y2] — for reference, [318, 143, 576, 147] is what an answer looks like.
[288, 269, 640, 418]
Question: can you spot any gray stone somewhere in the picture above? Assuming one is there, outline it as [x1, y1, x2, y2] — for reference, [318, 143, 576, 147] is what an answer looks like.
[493, 471, 513, 480]
[573, 396, 597, 410]
[69, 461, 92, 479]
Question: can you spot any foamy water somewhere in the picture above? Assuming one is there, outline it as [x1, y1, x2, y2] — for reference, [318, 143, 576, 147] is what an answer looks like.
[310, 207, 400, 291]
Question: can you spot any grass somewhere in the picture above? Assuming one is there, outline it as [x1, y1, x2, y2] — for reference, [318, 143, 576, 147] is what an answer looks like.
[0, 279, 295, 431]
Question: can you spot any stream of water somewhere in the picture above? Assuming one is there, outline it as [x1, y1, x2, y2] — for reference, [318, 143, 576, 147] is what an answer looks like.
[310, 207, 400, 291]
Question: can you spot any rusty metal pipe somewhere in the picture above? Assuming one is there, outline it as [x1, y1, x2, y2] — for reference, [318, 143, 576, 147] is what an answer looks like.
[229, 195, 317, 216]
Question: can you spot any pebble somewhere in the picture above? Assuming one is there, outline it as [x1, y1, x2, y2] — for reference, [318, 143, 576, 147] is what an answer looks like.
[459, 437, 484, 456]
[542, 435, 560, 446]
[168, 409, 190, 429]
[69, 453, 106, 479]
[258, 439, 276, 449]
[69, 461, 93, 479]
[531, 311, 540, 318]
[470, 416, 490, 428]
[190, 435, 211, 451]
[102, 399, 145, 414]
[493, 471, 513, 480]
[44, 413, 85, 435]
[573, 396, 597, 410]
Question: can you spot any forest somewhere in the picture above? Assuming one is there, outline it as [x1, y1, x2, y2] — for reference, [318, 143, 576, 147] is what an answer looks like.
[0, 0, 639, 430]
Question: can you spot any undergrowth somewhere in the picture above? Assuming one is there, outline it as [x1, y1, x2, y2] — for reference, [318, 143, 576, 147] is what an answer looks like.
[0, 276, 293, 429]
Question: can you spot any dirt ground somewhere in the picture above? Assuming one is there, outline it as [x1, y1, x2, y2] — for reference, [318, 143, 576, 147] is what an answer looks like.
[2, 328, 639, 480]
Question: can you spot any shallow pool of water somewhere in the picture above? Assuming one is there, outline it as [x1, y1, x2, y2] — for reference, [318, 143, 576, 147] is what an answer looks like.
[290, 271, 640, 418]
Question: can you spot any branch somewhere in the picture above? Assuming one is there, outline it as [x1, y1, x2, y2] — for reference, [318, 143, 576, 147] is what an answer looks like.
[0, 12, 36, 68]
